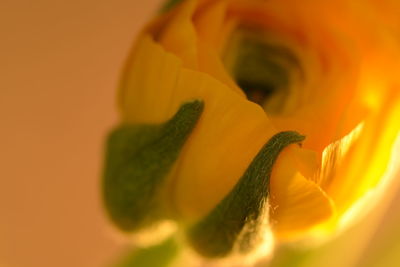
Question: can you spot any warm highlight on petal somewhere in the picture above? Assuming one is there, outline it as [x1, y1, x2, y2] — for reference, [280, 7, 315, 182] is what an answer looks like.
[270, 146, 335, 239]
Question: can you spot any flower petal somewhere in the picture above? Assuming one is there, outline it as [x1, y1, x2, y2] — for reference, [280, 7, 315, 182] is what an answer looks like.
[270, 146, 335, 239]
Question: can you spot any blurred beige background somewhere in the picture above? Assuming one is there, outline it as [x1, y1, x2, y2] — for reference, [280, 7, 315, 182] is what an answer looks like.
[1, 0, 400, 267]
[0, 1, 162, 266]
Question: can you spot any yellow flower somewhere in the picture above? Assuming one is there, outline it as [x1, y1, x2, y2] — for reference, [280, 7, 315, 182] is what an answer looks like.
[103, 0, 400, 264]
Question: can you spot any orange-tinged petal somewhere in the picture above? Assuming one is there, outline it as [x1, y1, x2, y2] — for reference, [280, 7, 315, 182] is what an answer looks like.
[119, 36, 183, 123]
[270, 145, 335, 240]
[193, 0, 228, 46]
[194, 0, 245, 95]
[119, 34, 279, 220]
[159, 0, 199, 68]
[326, 91, 400, 215]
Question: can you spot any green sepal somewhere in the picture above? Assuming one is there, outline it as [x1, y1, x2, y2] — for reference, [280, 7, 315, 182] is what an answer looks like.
[187, 131, 305, 258]
[160, 0, 185, 13]
[103, 100, 204, 231]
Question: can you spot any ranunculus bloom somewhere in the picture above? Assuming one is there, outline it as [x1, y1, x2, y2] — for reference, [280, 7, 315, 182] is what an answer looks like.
[103, 0, 400, 264]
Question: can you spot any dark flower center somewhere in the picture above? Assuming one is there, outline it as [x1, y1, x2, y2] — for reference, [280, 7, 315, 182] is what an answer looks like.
[223, 27, 304, 115]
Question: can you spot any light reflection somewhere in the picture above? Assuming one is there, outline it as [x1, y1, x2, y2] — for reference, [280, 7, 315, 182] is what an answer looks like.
[130, 220, 178, 247]
[316, 121, 365, 188]
[338, 130, 400, 230]
[105, 219, 178, 248]
[305, 129, 400, 243]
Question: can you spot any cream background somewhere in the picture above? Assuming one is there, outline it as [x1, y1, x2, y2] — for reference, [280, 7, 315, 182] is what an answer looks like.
[0, 1, 162, 266]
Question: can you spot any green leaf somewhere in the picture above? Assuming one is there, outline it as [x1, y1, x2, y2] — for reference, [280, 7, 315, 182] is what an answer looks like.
[187, 131, 305, 258]
[115, 237, 180, 267]
[103, 100, 204, 231]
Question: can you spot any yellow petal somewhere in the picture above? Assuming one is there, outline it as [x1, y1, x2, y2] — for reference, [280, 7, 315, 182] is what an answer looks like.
[159, 0, 199, 68]
[119, 34, 278, 221]
[270, 145, 335, 240]
[194, 0, 245, 95]
[326, 90, 400, 215]
[119, 36, 183, 123]
[171, 69, 276, 220]
[194, 0, 228, 46]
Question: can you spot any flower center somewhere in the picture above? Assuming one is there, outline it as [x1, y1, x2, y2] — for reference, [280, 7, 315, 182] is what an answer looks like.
[223, 27, 304, 115]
